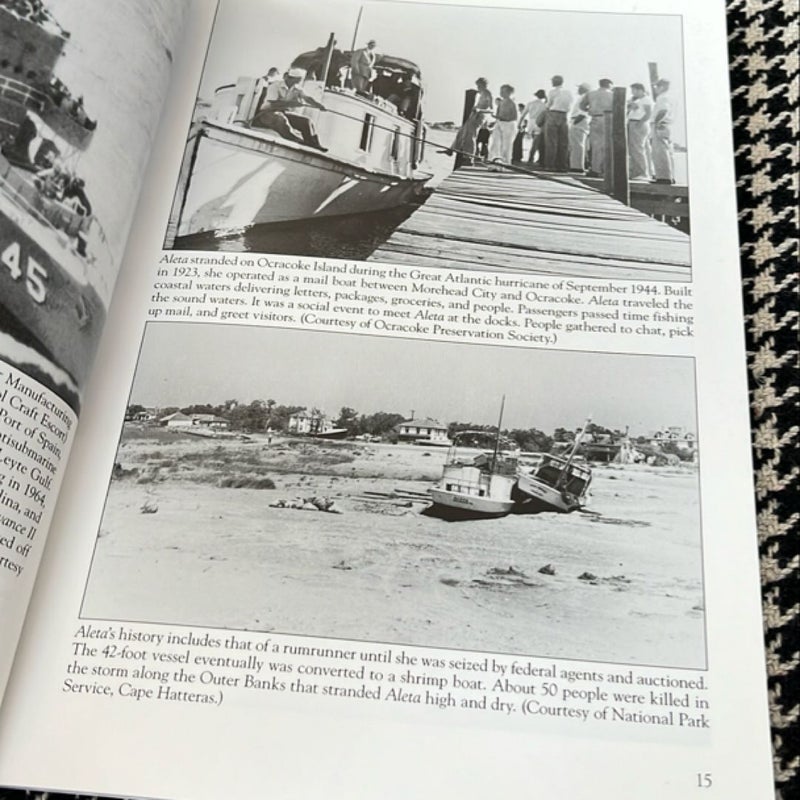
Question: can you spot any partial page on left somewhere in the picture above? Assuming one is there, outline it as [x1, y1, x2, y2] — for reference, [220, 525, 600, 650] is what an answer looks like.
[0, 0, 187, 701]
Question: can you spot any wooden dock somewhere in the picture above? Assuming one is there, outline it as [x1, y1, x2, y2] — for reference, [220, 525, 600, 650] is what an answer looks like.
[369, 166, 691, 281]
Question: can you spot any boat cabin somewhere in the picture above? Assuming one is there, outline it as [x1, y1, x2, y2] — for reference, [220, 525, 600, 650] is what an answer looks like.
[529, 454, 592, 497]
[207, 50, 426, 179]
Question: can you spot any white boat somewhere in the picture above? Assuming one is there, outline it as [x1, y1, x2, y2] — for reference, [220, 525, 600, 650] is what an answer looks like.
[515, 421, 593, 513]
[168, 38, 432, 242]
[429, 400, 518, 519]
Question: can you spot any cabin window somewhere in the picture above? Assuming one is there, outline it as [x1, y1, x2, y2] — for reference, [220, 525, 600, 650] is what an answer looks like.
[359, 113, 375, 152]
[391, 126, 400, 160]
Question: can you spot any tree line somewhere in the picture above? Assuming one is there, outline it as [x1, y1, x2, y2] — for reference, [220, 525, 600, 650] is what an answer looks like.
[126, 402, 691, 458]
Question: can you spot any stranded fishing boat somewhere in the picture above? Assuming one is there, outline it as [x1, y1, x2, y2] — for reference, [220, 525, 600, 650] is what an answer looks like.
[429, 431, 519, 518]
[0, 1, 108, 395]
[168, 34, 432, 242]
[515, 421, 593, 513]
[428, 400, 518, 518]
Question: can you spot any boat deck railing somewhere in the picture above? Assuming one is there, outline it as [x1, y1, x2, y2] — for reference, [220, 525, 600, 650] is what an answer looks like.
[0, 76, 47, 114]
[0, 152, 114, 301]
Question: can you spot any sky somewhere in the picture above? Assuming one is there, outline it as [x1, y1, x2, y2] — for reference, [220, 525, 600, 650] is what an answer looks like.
[131, 323, 697, 435]
[198, 0, 687, 141]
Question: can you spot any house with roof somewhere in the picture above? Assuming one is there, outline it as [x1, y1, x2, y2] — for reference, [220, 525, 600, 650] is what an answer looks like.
[288, 410, 341, 436]
[191, 413, 230, 430]
[159, 411, 193, 428]
[396, 416, 450, 446]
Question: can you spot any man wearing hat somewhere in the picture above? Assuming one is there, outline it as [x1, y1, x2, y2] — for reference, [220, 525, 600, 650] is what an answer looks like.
[580, 78, 614, 176]
[252, 67, 328, 151]
[520, 89, 548, 165]
[351, 39, 377, 93]
[568, 82, 591, 172]
[627, 82, 653, 180]
[542, 75, 572, 172]
[651, 79, 675, 183]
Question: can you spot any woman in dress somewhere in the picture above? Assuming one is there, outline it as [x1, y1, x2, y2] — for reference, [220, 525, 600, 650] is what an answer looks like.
[450, 77, 493, 164]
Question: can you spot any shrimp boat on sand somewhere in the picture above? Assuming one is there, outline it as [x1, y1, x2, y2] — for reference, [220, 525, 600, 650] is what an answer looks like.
[515, 420, 593, 513]
[168, 33, 432, 243]
[428, 399, 519, 519]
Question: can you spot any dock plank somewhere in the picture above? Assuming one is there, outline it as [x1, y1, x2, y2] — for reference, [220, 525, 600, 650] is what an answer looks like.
[376, 231, 689, 281]
[369, 165, 691, 281]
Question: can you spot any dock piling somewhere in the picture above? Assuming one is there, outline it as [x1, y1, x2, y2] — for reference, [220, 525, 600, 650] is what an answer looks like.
[603, 87, 629, 206]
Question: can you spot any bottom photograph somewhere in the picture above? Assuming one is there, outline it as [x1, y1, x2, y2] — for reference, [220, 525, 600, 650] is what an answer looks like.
[82, 322, 704, 669]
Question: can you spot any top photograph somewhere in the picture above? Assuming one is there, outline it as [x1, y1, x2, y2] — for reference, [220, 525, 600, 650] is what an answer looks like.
[165, 0, 691, 282]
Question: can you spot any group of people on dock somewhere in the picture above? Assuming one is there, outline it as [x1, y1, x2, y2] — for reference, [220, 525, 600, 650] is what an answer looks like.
[451, 74, 676, 184]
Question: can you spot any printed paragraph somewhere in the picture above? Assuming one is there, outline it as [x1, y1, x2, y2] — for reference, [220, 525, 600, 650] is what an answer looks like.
[151, 253, 694, 349]
[0, 364, 74, 578]
[66, 624, 709, 732]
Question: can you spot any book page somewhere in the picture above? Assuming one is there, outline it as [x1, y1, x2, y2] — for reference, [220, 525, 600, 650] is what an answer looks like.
[0, 0, 187, 699]
[0, 1, 774, 797]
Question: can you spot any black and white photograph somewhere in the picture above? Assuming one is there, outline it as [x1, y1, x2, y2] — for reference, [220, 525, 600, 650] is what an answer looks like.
[0, 0, 184, 411]
[166, 0, 691, 282]
[83, 323, 704, 669]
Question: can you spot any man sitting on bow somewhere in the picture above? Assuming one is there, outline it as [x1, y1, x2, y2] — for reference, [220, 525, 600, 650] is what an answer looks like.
[251, 67, 328, 152]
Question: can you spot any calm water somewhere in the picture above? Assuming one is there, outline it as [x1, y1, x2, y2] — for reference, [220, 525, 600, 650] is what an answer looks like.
[176, 200, 431, 260]
[174, 128, 457, 259]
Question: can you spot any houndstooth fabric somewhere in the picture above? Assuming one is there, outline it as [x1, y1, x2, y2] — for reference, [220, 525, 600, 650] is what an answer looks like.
[727, 0, 800, 797]
[0, 2, 798, 799]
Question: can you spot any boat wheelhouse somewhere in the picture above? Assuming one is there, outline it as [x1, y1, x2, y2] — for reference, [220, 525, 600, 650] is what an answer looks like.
[515, 453, 592, 513]
[515, 421, 593, 512]
[168, 37, 433, 242]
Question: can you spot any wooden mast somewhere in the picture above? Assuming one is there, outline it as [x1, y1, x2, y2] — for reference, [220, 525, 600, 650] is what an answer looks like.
[490, 395, 506, 473]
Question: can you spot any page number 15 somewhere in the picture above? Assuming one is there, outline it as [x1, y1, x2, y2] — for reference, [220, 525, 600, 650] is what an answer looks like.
[696, 773, 713, 788]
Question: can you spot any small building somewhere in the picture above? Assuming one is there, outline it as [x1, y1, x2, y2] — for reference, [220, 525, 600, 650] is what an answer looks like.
[191, 414, 230, 430]
[397, 417, 450, 445]
[159, 411, 193, 428]
[288, 410, 338, 436]
[125, 407, 157, 422]
[650, 426, 696, 452]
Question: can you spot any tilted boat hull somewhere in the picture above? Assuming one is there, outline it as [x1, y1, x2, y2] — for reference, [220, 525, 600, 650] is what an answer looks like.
[174, 123, 429, 239]
[515, 472, 588, 513]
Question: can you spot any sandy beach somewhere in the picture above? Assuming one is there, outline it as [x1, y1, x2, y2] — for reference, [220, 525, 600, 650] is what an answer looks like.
[82, 427, 705, 669]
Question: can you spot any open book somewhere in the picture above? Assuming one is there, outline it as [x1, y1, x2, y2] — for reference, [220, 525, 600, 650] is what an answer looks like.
[0, 0, 775, 797]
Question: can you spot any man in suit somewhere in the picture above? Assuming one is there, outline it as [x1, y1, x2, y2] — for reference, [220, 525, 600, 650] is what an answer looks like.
[581, 78, 614, 176]
[651, 79, 675, 183]
[351, 39, 377, 93]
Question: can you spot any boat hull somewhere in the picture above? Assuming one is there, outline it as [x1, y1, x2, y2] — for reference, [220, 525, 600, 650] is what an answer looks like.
[429, 487, 515, 518]
[515, 473, 587, 513]
[0, 192, 104, 391]
[174, 124, 429, 239]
